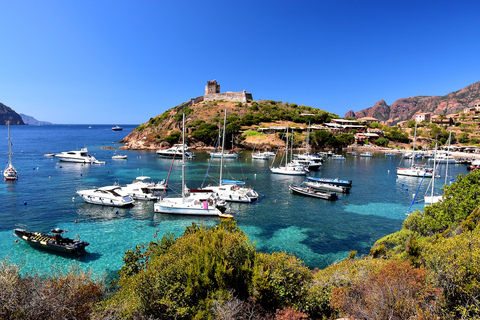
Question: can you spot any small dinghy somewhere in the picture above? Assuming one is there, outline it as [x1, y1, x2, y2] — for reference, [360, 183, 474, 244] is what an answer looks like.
[13, 227, 89, 253]
[289, 184, 337, 200]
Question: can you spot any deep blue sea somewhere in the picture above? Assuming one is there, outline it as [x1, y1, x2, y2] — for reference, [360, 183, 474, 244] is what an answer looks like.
[0, 125, 467, 279]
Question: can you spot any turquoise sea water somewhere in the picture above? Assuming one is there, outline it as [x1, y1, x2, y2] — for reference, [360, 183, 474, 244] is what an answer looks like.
[0, 125, 467, 277]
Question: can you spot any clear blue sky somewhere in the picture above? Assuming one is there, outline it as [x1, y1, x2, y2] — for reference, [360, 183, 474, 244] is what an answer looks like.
[1, 0, 479, 124]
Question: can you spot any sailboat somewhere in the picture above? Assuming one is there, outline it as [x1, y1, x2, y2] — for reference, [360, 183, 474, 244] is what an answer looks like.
[270, 124, 308, 175]
[154, 113, 231, 217]
[4, 121, 18, 181]
[402, 122, 422, 160]
[396, 122, 433, 178]
[292, 122, 322, 170]
[189, 109, 259, 203]
[425, 131, 453, 204]
[252, 132, 270, 160]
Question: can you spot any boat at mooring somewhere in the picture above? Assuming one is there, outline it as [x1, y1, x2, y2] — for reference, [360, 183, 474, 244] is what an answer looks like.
[289, 184, 338, 200]
[14, 227, 89, 253]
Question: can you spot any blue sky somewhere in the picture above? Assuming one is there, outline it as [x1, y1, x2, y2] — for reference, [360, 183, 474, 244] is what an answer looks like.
[1, 0, 479, 124]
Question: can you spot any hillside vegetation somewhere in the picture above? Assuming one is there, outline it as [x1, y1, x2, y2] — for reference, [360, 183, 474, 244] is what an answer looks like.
[120, 100, 340, 150]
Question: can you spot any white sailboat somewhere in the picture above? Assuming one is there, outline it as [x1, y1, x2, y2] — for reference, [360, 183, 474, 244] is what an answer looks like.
[270, 124, 308, 175]
[425, 131, 453, 204]
[154, 113, 232, 217]
[190, 109, 259, 203]
[4, 121, 18, 181]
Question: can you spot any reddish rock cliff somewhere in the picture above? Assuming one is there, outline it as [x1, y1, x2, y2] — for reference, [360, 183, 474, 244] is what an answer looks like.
[345, 81, 480, 124]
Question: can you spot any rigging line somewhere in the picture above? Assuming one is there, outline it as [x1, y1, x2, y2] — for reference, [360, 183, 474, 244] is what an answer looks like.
[201, 129, 221, 188]
[160, 136, 181, 200]
[408, 157, 433, 213]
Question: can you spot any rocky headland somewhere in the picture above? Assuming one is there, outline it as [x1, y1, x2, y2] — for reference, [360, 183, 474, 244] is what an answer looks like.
[0, 102, 25, 125]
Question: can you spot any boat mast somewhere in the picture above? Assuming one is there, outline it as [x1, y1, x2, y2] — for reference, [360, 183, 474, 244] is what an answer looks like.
[430, 141, 438, 199]
[306, 121, 310, 155]
[7, 121, 12, 166]
[285, 124, 289, 165]
[220, 109, 227, 186]
[445, 130, 452, 185]
[182, 113, 185, 200]
[412, 122, 417, 157]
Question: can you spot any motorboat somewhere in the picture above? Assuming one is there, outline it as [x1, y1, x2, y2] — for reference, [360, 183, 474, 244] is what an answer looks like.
[252, 152, 270, 160]
[112, 153, 128, 160]
[307, 176, 352, 187]
[434, 153, 456, 164]
[44, 153, 55, 157]
[111, 125, 123, 131]
[384, 152, 397, 156]
[122, 179, 159, 201]
[289, 184, 337, 200]
[360, 152, 374, 157]
[396, 165, 433, 178]
[4, 122, 17, 181]
[130, 176, 167, 191]
[13, 227, 89, 253]
[331, 154, 346, 160]
[55, 148, 103, 164]
[76, 185, 134, 207]
[154, 113, 232, 218]
[303, 180, 349, 193]
[208, 149, 239, 159]
[156, 144, 195, 159]
[291, 158, 321, 171]
[190, 180, 259, 203]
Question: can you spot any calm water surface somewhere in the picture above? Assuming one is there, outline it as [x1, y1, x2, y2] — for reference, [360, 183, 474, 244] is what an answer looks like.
[0, 125, 467, 278]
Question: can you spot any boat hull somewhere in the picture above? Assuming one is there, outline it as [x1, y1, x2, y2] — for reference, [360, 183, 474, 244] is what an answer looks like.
[13, 229, 89, 254]
[270, 167, 307, 175]
[154, 198, 223, 216]
[289, 184, 337, 200]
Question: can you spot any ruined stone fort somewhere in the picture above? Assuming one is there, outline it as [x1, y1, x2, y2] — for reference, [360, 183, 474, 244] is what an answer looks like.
[189, 80, 253, 104]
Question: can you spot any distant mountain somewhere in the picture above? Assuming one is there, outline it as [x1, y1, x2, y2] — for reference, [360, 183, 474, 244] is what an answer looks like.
[20, 113, 52, 125]
[0, 103, 25, 125]
[345, 81, 480, 124]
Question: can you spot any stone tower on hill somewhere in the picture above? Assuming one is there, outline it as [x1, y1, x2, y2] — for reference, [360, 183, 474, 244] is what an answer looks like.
[202, 80, 252, 103]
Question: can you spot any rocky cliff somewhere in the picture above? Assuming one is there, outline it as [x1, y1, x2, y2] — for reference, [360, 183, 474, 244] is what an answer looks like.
[0, 103, 25, 125]
[20, 114, 52, 125]
[346, 81, 480, 124]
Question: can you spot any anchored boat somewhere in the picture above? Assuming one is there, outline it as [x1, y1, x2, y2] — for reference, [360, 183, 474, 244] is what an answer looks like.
[289, 184, 338, 200]
[14, 227, 89, 253]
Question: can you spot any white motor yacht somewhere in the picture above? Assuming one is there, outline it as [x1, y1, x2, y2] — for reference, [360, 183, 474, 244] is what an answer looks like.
[396, 165, 433, 177]
[55, 148, 101, 163]
[130, 176, 167, 191]
[434, 153, 456, 164]
[252, 152, 270, 160]
[122, 179, 159, 201]
[190, 180, 259, 203]
[76, 185, 134, 207]
[156, 144, 195, 159]
[208, 149, 239, 159]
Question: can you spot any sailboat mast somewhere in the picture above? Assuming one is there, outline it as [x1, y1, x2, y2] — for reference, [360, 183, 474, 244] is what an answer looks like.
[431, 141, 438, 199]
[306, 121, 310, 155]
[412, 122, 417, 156]
[182, 113, 185, 200]
[286, 124, 289, 164]
[220, 109, 227, 185]
[445, 130, 452, 185]
[7, 121, 12, 165]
